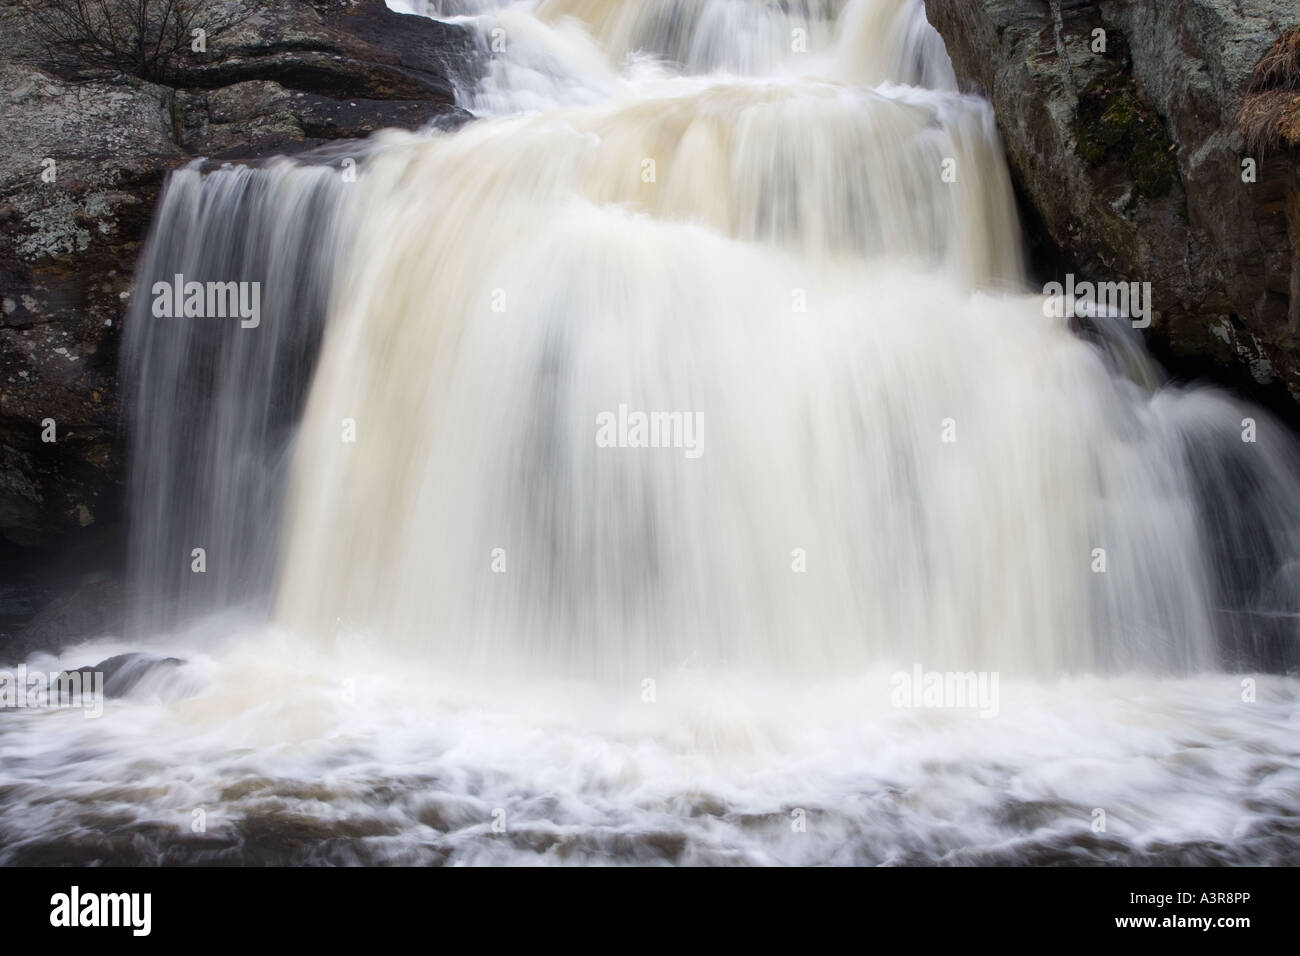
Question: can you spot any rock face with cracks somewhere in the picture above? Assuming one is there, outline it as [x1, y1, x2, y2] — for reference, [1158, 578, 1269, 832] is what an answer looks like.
[924, 0, 1300, 404]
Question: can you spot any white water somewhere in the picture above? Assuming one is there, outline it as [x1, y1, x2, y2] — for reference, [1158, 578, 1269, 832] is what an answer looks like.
[2, 0, 1299, 864]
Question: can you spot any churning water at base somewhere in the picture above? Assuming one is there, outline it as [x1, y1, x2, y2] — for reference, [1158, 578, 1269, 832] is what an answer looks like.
[3, 627, 1299, 864]
[2, 0, 1299, 865]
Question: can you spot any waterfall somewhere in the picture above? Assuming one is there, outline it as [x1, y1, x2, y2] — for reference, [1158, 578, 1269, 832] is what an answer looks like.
[5, 0, 1298, 866]
[117, 0, 1300, 677]
[122, 159, 357, 634]
[265, 0, 1296, 680]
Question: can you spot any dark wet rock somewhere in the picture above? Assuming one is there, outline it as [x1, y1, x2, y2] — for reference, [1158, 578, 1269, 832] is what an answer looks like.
[924, 0, 1300, 408]
[0, 523, 126, 661]
[3, 570, 126, 664]
[170, 0, 475, 101]
[175, 81, 469, 157]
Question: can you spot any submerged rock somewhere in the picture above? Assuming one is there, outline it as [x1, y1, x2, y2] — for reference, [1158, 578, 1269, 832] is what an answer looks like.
[62, 652, 185, 698]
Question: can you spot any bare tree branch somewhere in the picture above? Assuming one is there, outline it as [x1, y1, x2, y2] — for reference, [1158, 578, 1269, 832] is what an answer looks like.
[21, 0, 264, 83]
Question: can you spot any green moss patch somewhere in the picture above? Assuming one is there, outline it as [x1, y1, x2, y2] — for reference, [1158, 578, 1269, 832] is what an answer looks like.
[1075, 76, 1177, 200]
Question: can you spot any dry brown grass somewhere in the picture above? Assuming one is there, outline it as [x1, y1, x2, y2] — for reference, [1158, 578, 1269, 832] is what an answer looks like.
[1248, 29, 1300, 93]
[1240, 29, 1300, 151]
[1240, 88, 1300, 151]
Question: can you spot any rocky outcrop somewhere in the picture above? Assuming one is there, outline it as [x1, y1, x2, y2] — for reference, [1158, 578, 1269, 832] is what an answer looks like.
[0, 0, 476, 547]
[924, 0, 1300, 405]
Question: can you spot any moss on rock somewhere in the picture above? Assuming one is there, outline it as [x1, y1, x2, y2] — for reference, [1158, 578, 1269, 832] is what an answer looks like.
[1075, 76, 1177, 200]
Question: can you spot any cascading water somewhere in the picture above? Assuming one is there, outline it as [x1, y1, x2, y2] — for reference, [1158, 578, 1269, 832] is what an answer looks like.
[122, 160, 357, 634]
[1, 0, 1298, 865]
